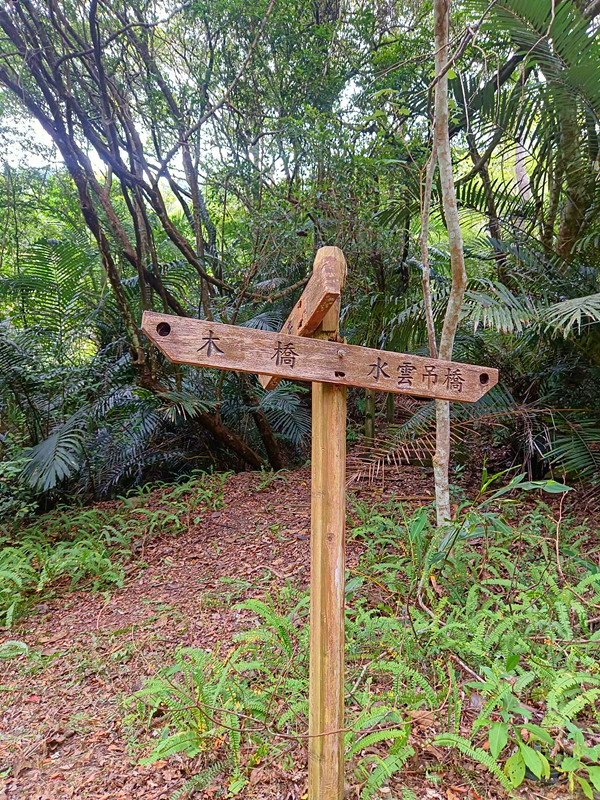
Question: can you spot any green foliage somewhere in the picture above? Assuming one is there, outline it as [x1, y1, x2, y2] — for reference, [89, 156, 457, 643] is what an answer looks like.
[257, 383, 311, 447]
[358, 749, 415, 800]
[558, 722, 600, 798]
[0, 640, 28, 659]
[0, 445, 37, 524]
[0, 0, 598, 503]
[0, 235, 97, 338]
[1, 0, 600, 789]
[545, 417, 600, 483]
[169, 759, 233, 800]
[122, 475, 599, 796]
[0, 508, 128, 627]
[345, 481, 599, 794]
[0, 471, 225, 626]
[434, 733, 512, 791]
[451, 660, 600, 790]
[126, 591, 310, 794]
[22, 408, 88, 492]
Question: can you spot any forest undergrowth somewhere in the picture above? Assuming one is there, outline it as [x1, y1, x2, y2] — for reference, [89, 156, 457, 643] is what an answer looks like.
[1, 469, 599, 799]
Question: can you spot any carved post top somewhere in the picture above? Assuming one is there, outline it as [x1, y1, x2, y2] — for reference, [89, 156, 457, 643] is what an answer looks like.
[258, 246, 347, 391]
[312, 246, 347, 291]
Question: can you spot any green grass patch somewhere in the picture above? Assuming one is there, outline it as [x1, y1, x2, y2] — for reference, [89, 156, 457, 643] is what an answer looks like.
[0, 470, 227, 627]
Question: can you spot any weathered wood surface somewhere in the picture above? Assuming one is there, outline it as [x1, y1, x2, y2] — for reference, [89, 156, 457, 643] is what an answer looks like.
[259, 246, 347, 391]
[308, 299, 346, 800]
[141, 311, 498, 402]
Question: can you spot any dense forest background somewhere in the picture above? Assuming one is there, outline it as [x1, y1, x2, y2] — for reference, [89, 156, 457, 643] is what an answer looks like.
[2, 4, 600, 799]
[1, 0, 600, 517]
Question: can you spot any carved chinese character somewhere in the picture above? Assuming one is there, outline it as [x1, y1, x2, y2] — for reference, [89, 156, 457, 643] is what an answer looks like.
[272, 341, 298, 368]
[197, 330, 224, 357]
[442, 367, 465, 393]
[368, 357, 390, 382]
[422, 364, 438, 388]
[397, 362, 416, 388]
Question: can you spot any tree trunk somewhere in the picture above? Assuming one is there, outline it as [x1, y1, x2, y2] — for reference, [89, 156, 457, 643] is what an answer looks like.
[197, 410, 263, 469]
[386, 392, 395, 423]
[542, 157, 563, 252]
[514, 142, 532, 202]
[364, 389, 376, 447]
[432, 0, 468, 526]
[420, 150, 439, 360]
[137, 374, 265, 469]
[466, 131, 508, 281]
[556, 92, 592, 258]
[241, 376, 284, 470]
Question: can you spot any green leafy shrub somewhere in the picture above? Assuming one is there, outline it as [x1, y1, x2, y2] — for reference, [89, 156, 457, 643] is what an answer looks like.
[126, 592, 310, 795]
[0, 446, 38, 526]
[0, 507, 131, 627]
[125, 474, 598, 797]
[0, 471, 226, 626]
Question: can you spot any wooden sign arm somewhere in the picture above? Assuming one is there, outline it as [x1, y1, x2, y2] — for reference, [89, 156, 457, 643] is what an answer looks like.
[140, 244, 501, 800]
[141, 312, 498, 403]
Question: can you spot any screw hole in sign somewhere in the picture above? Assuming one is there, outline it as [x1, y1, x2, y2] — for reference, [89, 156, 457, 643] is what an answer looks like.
[480, 373, 489, 385]
[157, 322, 171, 337]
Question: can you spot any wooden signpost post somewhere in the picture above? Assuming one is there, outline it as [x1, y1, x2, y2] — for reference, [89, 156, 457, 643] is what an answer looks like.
[141, 246, 498, 800]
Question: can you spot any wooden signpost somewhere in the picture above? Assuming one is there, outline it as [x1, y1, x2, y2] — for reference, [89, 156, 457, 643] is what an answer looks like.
[141, 246, 498, 800]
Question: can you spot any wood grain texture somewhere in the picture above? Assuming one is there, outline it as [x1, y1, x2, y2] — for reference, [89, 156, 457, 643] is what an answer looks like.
[259, 246, 346, 391]
[141, 311, 498, 402]
[309, 383, 346, 800]
[308, 295, 345, 800]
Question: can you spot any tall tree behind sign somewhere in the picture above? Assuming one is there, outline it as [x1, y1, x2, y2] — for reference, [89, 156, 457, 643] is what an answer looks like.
[421, 0, 469, 526]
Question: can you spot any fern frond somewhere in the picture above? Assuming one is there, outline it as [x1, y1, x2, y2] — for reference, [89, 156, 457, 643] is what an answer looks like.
[360, 748, 415, 800]
[434, 733, 512, 791]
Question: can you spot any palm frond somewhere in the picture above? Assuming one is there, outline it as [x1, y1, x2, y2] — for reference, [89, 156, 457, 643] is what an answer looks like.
[545, 417, 600, 484]
[0, 235, 97, 337]
[21, 409, 88, 491]
[462, 282, 539, 334]
[543, 294, 600, 336]
[258, 382, 311, 446]
[347, 398, 438, 485]
[347, 387, 522, 486]
[239, 311, 283, 331]
[157, 389, 215, 423]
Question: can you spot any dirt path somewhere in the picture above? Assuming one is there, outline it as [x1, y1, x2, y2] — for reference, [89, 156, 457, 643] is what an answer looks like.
[0, 467, 439, 800]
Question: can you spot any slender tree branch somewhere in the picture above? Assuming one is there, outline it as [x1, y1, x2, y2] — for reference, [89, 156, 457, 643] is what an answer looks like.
[432, 0, 468, 526]
[420, 148, 439, 359]
[157, 0, 277, 175]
